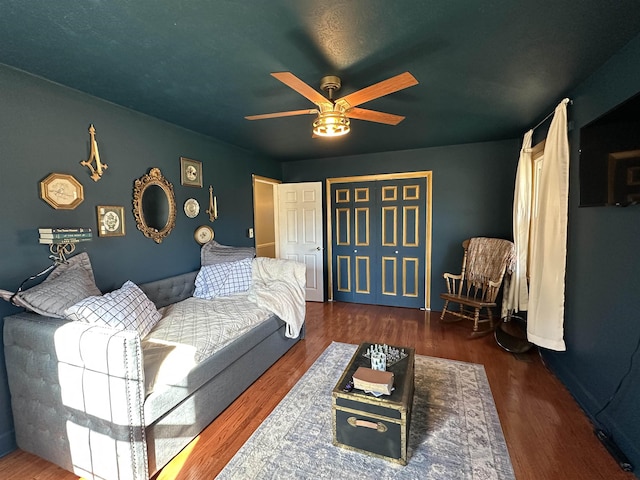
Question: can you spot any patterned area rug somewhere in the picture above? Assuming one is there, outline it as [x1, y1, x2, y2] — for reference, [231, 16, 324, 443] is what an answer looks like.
[216, 342, 515, 479]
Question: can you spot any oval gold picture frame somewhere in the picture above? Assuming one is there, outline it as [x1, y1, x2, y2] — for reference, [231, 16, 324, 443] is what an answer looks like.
[132, 168, 176, 244]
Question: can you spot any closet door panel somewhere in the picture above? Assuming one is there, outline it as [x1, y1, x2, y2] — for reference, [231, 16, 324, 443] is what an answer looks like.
[330, 176, 428, 308]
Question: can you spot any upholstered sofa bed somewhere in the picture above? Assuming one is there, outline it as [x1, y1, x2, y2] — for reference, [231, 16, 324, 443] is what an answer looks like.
[2, 246, 306, 480]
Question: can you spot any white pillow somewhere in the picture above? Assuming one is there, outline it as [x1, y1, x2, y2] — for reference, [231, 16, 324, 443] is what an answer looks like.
[194, 258, 252, 299]
[64, 280, 161, 338]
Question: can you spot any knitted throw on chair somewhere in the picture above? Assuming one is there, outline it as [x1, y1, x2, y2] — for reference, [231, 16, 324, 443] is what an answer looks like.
[466, 238, 515, 288]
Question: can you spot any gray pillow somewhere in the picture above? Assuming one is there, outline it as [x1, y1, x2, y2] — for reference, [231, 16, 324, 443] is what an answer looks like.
[2, 252, 101, 318]
[200, 240, 255, 266]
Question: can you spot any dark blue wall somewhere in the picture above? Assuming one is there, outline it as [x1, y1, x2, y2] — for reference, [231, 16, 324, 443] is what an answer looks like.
[282, 138, 520, 310]
[3, 30, 640, 471]
[543, 34, 640, 469]
[0, 65, 281, 455]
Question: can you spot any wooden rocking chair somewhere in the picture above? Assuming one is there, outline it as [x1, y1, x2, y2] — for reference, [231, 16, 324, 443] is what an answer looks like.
[440, 237, 515, 338]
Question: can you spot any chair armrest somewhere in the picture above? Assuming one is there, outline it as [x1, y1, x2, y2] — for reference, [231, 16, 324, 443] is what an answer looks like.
[3, 313, 149, 480]
[443, 273, 462, 280]
[485, 279, 502, 302]
[442, 272, 463, 294]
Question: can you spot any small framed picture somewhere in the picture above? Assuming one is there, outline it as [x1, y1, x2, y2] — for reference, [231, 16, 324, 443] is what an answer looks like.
[97, 205, 125, 237]
[180, 157, 203, 188]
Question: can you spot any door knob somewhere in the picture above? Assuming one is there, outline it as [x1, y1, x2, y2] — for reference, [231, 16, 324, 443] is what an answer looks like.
[395, 250, 399, 254]
[354, 249, 358, 253]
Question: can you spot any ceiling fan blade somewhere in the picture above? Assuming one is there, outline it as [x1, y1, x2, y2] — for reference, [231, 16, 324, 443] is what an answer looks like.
[271, 72, 330, 106]
[346, 107, 406, 125]
[245, 109, 317, 120]
[336, 72, 418, 109]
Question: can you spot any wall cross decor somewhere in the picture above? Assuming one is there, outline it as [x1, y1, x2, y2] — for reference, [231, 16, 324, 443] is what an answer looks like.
[206, 185, 218, 222]
[80, 124, 108, 181]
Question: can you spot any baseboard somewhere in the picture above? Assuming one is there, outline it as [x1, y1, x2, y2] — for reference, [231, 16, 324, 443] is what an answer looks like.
[542, 353, 601, 412]
[542, 353, 639, 470]
[595, 428, 634, 472]
[0, 429, 16, 458]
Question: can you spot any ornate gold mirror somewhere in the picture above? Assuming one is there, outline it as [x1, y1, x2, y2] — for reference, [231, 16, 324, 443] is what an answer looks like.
[132, 168, 176, 243]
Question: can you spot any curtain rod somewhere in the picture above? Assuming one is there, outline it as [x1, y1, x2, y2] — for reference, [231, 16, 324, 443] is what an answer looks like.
[532, 97, 572, 131]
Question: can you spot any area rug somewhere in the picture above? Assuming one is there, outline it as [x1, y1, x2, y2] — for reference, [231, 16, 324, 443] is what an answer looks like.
[216, 342, 515, 479]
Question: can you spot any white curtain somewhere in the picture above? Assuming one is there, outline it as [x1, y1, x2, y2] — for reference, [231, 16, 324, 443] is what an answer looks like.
[503, 129, 533, 318]
[527, 99, 570, 351]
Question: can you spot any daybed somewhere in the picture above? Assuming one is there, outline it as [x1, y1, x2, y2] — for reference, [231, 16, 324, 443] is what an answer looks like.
[2, 248, 306, 480]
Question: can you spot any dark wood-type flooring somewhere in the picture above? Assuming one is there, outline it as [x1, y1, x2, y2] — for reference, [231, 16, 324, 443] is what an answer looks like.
[0, 302, 634, 479]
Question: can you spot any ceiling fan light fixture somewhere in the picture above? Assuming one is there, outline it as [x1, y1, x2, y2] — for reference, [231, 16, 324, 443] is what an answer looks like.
[312, 110, 351, 137]
[247, 71, 418, 136]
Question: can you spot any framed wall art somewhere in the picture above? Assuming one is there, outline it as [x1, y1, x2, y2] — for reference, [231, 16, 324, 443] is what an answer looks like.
[180, 157, 203, 188]
[97, 205, 125, 237]
[39, 173, 84, 210]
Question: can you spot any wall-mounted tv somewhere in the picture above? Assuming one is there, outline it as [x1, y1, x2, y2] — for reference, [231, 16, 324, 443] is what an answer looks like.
[579, 92, 640, 207]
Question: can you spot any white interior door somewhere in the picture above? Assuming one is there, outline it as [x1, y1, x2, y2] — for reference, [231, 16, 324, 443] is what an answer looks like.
[277, 182, 324, 301]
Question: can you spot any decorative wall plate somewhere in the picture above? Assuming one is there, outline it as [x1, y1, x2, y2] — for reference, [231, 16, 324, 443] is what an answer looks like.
[194, 225, 214, 245]
[184, 198, 200, 218]
[39, 173, 84, 210]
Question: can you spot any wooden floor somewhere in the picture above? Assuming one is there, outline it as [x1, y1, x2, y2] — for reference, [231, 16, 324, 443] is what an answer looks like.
[1, 302, 634, 479]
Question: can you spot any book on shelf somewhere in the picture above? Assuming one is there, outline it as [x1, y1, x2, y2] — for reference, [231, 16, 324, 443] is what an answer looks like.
[352, 367, 394, 395]
[39, 231, 93, 239]
[38, 227, 92, 234]
[39, 237, 92, 244]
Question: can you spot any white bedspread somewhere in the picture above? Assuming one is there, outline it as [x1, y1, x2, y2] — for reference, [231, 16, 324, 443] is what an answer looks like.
[248, 257, 306, 338]
[149, 294, 272, 360]
[142, 294, 272, 395]
[141, 257, 306, 396]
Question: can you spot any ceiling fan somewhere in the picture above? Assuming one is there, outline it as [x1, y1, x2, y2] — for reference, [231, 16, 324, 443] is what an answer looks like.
[245, 71, 418, 137]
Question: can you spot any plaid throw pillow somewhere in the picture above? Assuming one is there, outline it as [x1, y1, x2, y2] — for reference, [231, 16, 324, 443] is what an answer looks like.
[64, 280, 161, 338]
[194, 258, 252, 299]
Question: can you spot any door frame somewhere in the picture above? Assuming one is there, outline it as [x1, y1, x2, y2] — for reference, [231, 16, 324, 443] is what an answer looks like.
[326, 171, 433, 309]
[252, 175, 281, 258]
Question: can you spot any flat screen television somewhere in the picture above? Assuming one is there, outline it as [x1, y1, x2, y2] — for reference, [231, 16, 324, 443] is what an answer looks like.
[579, 92, 640, 207]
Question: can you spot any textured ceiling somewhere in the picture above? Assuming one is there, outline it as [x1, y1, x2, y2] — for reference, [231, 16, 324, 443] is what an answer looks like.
[1, 1, 640, 161]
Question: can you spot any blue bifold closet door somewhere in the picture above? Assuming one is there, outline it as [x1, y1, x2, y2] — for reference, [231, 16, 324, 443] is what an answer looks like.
[331, 177, 427, 308]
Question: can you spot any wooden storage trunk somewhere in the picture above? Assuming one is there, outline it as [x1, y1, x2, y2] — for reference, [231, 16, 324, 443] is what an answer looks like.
[332, 343, 415, 465]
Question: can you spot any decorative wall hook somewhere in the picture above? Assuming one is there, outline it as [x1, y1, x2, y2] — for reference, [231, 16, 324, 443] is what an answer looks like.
[206, 185, 218, 222]
[80, 124, 108, 182]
